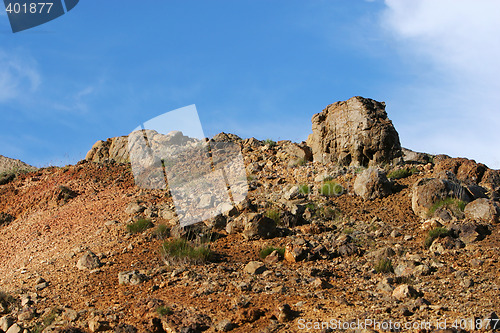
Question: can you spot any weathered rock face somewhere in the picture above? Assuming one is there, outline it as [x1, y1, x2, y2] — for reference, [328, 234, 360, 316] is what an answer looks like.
[85, 136, 129, 163]
[306, 96, 402, 167]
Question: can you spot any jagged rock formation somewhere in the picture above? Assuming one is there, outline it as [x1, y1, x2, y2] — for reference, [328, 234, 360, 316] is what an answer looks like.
[306, 96, 402, 167]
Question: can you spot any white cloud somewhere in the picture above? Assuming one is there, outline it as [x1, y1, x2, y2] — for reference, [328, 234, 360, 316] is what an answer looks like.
[0, 51, 41, 102]
[382, 0, 500, 168]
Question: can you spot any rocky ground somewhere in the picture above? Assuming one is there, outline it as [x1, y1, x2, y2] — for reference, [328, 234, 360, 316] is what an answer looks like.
[0, 97, 499, 333]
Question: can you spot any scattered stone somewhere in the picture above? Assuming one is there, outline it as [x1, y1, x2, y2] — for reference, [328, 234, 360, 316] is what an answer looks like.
[5, 323, 23, 333]
[125, 202, 145, 215]
[392, 284, 421, 300]
[77, 251, 102, 270]
[214, 319, 234, 332]
[118, 270, 147, 285]
[242, 213, 277, 240]
[0, 316, 15, 332]
[284, 245, 306, 263]
[275, 303, 295, 322]
[244, 261, 267, 275]
[88, 317, 110, 332]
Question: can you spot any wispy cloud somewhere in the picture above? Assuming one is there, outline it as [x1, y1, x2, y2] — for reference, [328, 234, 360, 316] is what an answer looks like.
[0, 50, 41, 102]
[381, 0, 500, 168]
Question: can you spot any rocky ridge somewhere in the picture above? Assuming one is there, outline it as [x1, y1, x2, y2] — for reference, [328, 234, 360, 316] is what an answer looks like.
[0, 97, 499, 333]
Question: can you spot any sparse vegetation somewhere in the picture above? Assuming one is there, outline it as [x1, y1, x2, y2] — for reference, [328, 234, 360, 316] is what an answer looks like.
[156, 305, 173, 316]
[43, 308, 60, 327]
[126, 218, 154, 234]
[263, 138, 276, 147]
[374, 257, 394, 273]
[265, 209, 281, 225]
[161, 239, 211, 264]
[387, 167, 418, 179]
[320, 181, 344, 196]
[424, 227, 451, 248]
[154, 224, 170, 239]
[343, 227, 354, 234]
[259, 246, 285, 259]
[428, 197, 466, 218]
[298, 184, 311, 195]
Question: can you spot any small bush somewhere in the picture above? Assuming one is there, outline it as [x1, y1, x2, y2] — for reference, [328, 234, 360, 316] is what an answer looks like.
[428, 198, 466, 218]
[161, 239, 211, 264]
[263, 139, 276, 147]
[43, 308, 60, 327]
[156, 305, 173, 316]
[154, 224, 170, 239]
[387, 167, 418, 179]
[265, 209, 280, 225]
[259, 246, 285, 259]
[298, 184, 311, 195]
[126, 218, 154, 234]
[424, 227, 451, 248]
[374, 257, 394, 273]
[320, 181, 344, 197]
[343, 227, 354, 235]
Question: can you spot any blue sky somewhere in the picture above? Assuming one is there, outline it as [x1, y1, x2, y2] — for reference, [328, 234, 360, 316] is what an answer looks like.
[1, 0, 499, 168]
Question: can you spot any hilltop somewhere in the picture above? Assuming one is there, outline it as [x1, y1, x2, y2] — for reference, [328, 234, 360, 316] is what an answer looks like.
[0, 97, 499, 333]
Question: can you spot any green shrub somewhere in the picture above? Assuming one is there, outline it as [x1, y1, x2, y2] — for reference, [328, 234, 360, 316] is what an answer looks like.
[126, 218, 154, 234]
[424, 227, 451, 248]
[374, 257, 394, 273]
[343, 227, 354, 235]
[259, 246, 285, 259]
[265, 209, 280, 225]
[428, 198, 466, 218]
[161, 239, 211, 263]
[387, 167, 418, 179]
[320, 181, 344, 197]
[154, 224, 170, 239]
[298, 184, 311, 195]
[156, 305, 173, 316]
[263, 139, 276, 147]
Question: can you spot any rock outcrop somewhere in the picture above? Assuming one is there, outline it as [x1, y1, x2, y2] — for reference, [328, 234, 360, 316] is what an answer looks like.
[85, 136, 129, 163]
[306, 96, 402, 167]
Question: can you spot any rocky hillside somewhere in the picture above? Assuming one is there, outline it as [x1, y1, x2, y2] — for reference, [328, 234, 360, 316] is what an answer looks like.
[0, 155, 36, 174]
[0, 97, 499, 333]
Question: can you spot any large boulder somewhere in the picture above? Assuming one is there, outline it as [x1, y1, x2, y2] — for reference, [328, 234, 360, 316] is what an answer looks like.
[306, 96, 402, 167]
[464, 198, 500, 224]
[411, 178, 471, 218]
[353, 168, 392, 200]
